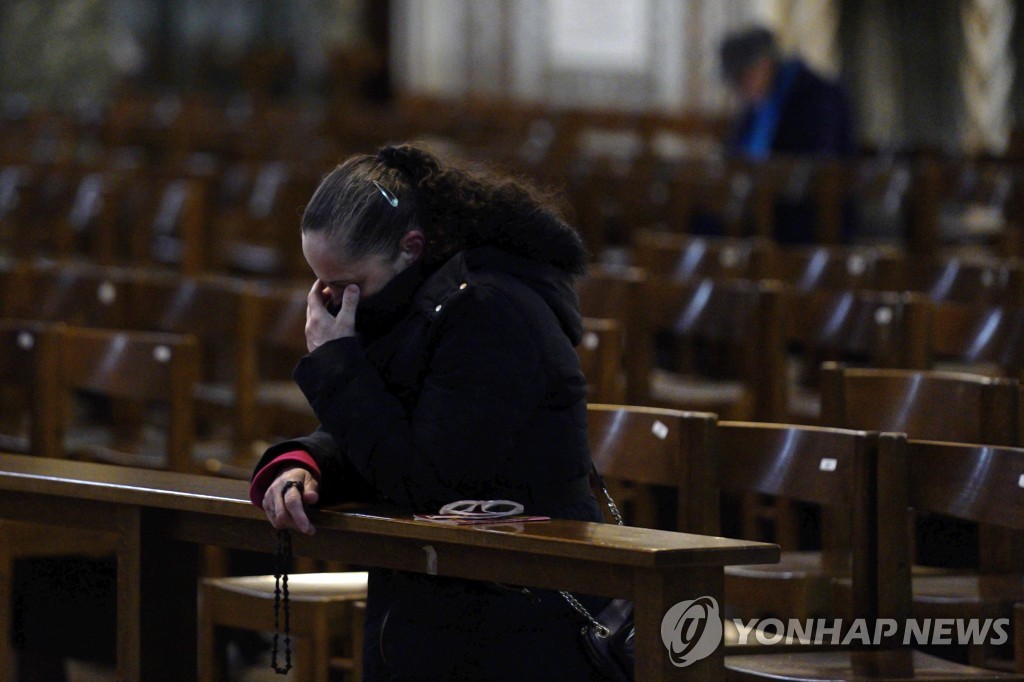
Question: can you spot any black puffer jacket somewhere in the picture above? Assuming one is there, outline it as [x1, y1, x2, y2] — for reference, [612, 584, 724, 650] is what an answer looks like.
[253, 238, 606, 680]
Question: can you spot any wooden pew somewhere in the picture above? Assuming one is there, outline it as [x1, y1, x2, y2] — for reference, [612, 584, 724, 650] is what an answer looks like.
[0, 453, 778, 681]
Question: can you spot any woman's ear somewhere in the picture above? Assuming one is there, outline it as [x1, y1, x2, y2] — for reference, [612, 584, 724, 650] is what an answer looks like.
[398, 230, 426, 265]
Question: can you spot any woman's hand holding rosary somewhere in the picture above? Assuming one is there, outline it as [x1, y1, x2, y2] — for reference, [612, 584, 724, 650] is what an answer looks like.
[262, 468, 320, 535]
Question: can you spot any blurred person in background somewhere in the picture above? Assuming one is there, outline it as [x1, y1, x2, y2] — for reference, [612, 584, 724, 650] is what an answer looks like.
[719, 26, 857, 244]
[721, 25, 855, 160]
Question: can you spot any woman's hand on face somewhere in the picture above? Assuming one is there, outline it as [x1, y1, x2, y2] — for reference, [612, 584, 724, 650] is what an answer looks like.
[262, 466, 320, 535]
[305, 279, 360, 352]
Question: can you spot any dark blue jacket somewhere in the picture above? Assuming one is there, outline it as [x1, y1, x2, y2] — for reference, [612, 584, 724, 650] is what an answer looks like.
[728, 59, 855, 158]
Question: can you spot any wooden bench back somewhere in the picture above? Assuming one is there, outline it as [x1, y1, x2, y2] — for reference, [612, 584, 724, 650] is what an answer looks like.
[587, 404, 717, 535]
[820, 363, 1020, 447]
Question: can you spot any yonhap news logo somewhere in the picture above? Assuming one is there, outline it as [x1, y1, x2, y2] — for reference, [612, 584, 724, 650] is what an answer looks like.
[660, 596, 724, 667]
[659, 595, 1011, 667]
[730, 616, 1011, 647]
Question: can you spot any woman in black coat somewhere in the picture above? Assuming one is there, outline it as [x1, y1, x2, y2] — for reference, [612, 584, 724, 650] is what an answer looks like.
[250, 144, 608, 680]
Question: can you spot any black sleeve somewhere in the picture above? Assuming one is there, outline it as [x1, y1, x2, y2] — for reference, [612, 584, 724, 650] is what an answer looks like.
[292, 287, 547, 511]
[251, 428, 378, 505]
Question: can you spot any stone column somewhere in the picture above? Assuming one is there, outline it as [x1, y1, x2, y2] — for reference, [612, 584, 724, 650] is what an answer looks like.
[960, 0, 1016, 154]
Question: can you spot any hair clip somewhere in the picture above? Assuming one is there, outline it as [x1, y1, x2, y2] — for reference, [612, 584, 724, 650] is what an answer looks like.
[373, 181, 399, 207]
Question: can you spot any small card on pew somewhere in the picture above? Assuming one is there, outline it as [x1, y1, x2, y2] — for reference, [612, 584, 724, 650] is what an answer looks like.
[414, 513, 551, 525]
[415, 499, 550, 524]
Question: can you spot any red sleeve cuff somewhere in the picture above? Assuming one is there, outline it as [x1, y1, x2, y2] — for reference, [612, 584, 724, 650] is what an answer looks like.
[248, 451, 321, 508]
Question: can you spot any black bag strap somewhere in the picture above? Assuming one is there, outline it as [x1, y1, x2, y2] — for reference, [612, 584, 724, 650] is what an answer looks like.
[590, 462, 624, 526]
[559, 462, 626, 634]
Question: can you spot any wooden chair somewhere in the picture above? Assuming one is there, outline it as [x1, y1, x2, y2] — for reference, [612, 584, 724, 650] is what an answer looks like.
[664, 158, 768, 239]
[1, 324, 200, 676]
[103, 171, 209, 274]
[718, 421, 879, 623]
[902, 439, 1024, 671]
[0, 163, 78, 260]
[0, 319, 61, 457]
[627, 275, 790, 550]
[586, 403, 811, 652]
[929, 159, 1023, 258]
[588, 405, 861, 654]
[841, 156, 914, 245]
[588, 404, 814, 653]
[255, 282, 318, 438]
[578, 318, 626, 404]
[55, 167, 131, 266]
[210, 160, 315, 279]
[203, 281, 317, 480]
[54, 325, 201, 472]
[2, 260, 128, 329]
[0, 164, 41, 258]
[102, 91, 183, 154]
[631, 228, 773, 282]
[587, 403, 718, 533]
[765, 290, 928, 551]
[878, 254, 1024, 306]
[626, 276, 787, 421]
[663, 158, 843, 245]
[0, 163, 133, 265]
[574, 264, 647, 322]
[782, 288, 930, 424]
[558, 128, 648, 256]
[749, 158, 848, 244]
[575, 264, 646, 402]
[768, 243, 904, 294]
[820, 363, 1024, 669]
[199, 572, 367, 682]
[123, 269, 262, 468]
[819, 363, 1020, 448]
[926, 301, 1024, 378]
[819, 362, 1019, 567]
[725, 432, 1024, 680]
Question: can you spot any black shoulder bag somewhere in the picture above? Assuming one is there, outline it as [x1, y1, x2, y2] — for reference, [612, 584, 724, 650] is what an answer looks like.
[560, 464, 635, 682]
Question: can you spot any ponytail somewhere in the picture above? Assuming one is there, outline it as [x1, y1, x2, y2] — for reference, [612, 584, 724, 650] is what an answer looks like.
[304, 143, 587, 274]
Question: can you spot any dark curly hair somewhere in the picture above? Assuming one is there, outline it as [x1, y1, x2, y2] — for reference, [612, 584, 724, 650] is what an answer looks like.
[301, 143, 587, 275]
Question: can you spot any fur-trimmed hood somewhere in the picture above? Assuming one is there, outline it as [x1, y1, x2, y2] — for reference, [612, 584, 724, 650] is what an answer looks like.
[417, 245, 585, 347]
[468, 213, 590, 277]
